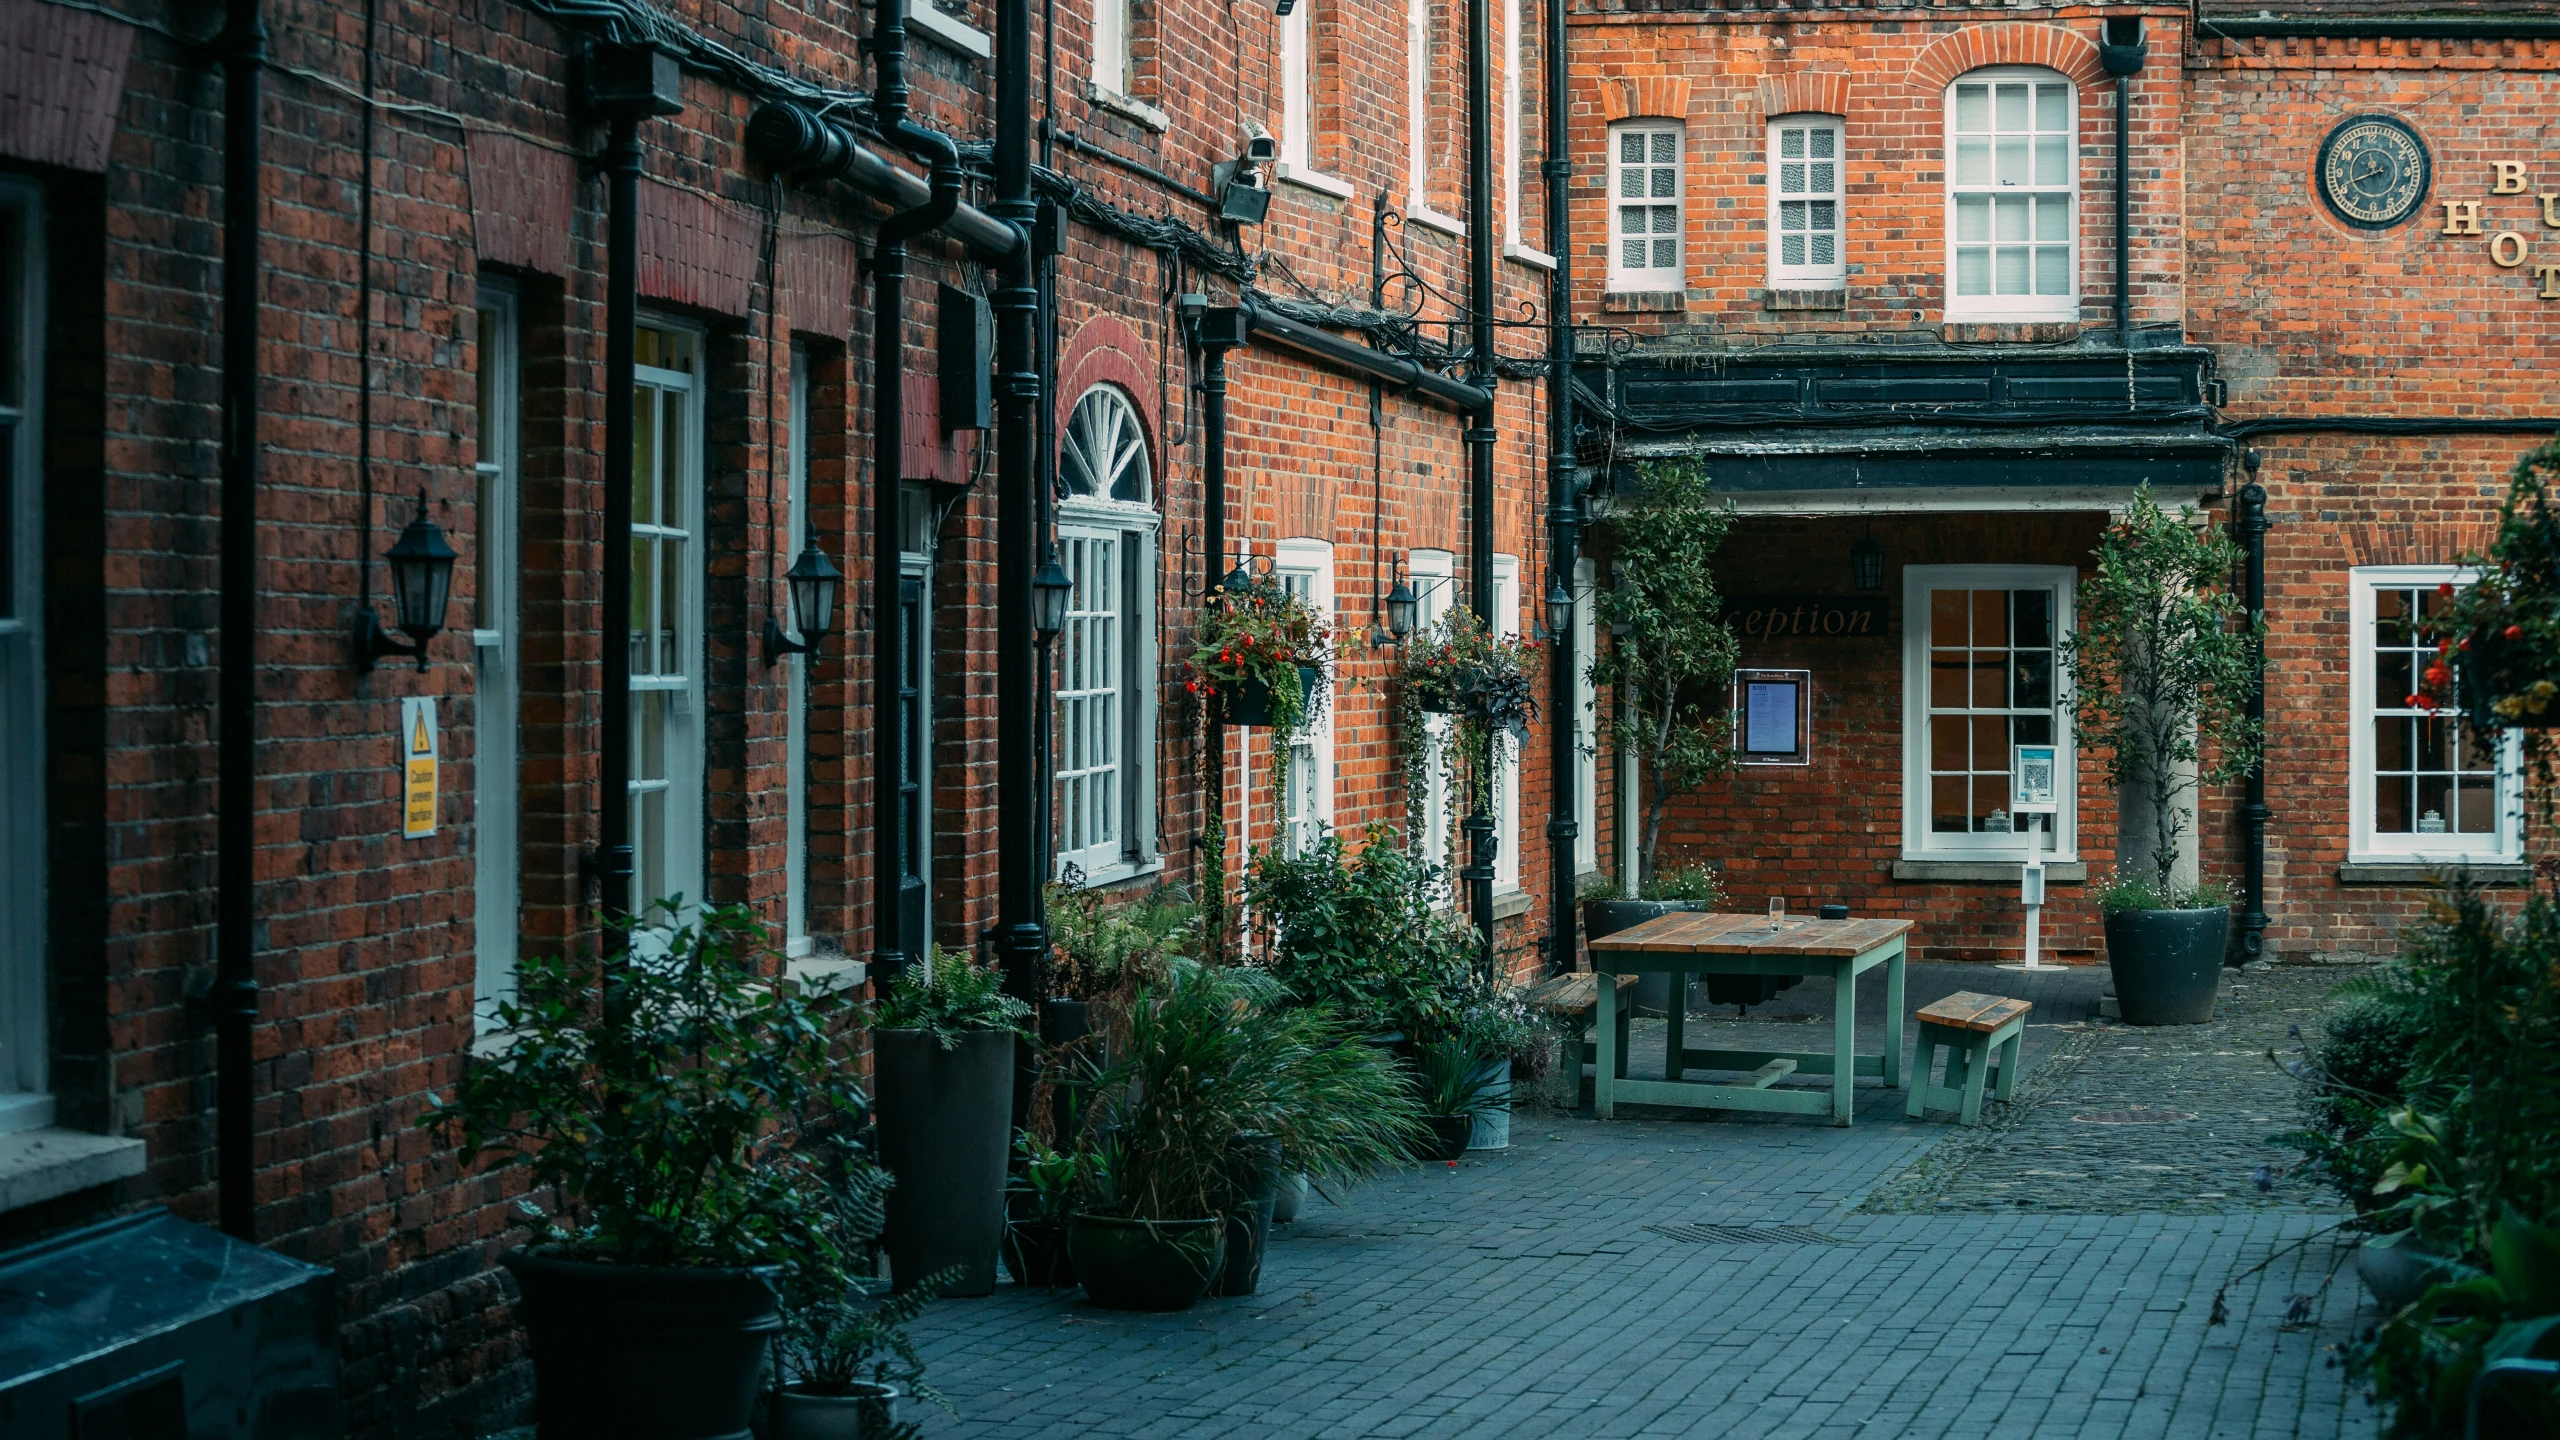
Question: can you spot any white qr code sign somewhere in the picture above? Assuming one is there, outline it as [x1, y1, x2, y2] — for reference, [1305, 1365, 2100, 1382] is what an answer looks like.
[2011, 743, 2058, 815]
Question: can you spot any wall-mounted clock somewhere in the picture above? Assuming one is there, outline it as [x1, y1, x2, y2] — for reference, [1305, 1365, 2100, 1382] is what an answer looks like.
[2316, 115, 2432, 230]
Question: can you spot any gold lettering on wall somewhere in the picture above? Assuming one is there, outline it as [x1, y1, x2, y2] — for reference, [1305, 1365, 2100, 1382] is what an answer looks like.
[2536, 262, 2560, 300]
[2492, 231, 2531, 268]
[2444, 200, 2485, 235]
[2494, 161, 2531, 195]
[2544, 194, 2560, 229]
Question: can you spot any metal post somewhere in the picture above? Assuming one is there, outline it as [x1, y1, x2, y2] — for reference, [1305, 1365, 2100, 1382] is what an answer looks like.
[1464, 0, 1498, 978]
[215, 0, 266, 1243]
[2235, 470, 2273, 963]
[1542, 0, 1578, 980]
[1200, 336, 1233, 952]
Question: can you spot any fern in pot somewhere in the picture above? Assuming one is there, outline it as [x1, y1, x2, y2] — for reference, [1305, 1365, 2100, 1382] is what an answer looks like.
[770, 1280, 943, 1440]
[2062, 487, 2262, 1025]
[869, 950, 1031, 1296]
[419, 905, 867, 1440]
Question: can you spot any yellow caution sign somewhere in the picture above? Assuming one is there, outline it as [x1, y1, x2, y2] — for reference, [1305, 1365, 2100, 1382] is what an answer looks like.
[401, 696, 439, 839]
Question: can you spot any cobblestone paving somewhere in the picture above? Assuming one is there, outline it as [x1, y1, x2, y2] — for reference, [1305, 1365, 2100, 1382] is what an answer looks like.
[908, 964, 2380, 1440]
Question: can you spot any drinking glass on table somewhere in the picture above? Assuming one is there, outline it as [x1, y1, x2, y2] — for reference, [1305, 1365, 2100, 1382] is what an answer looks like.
[1769, 896, 1785, 929]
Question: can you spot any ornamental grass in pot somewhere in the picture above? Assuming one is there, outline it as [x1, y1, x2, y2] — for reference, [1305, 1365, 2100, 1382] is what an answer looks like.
[1070, 962, 1421, 1309]
[870, 950, 1032, 1296]
[1412, 1038, 1507, 1163]
[420, 905, 869, 1440]
[2061, 486, 2262, 1024]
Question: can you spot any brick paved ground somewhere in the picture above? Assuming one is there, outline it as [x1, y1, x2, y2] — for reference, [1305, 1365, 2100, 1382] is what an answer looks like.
[907, 963, 2380, 1439]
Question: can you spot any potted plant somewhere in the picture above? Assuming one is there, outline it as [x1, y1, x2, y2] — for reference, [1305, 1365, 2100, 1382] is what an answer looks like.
[1242, 823, 1479, 1046]
[870, 948, 1032, 1296]
[1184, 570, 1332, 744]
[1585, 864, 1727, 1016]
[1434, 977, 1534, 1152]
[1041, 882, 1197, 1139]
[2422, 439, 2560, 747]
[421, 906, 866, 1440]
[2062, 486, 2262, 1026]
[1589, 457, 1740, 900]
[770, 1281, 942, 1440]
[1070, 963, 1419, 1308]
[1393, 609, 1541, 861]
[1001, 1134, 1081, 1289]
[1411, 1037, 1507, 1162]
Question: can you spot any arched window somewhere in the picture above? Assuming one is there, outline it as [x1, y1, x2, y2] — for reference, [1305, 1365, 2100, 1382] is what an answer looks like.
[1944, 67, 2076, 321]
[1609, 119, 1683, 292]
[1054, 386, 1161, 884]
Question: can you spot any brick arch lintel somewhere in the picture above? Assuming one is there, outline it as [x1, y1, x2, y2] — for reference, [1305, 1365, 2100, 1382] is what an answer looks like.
[1754, 72, 1853, 124]
[1600, 76, 1693, 124]
[1057, 313, 1162, 477]
[1906, 23, 2107, 93]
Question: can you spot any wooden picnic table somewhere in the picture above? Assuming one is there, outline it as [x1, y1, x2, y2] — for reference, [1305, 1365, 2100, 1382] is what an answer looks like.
[1585, 911, 1914, 1127]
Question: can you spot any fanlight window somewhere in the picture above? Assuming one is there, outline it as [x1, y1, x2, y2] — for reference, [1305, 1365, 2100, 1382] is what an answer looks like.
[1062, 387, 1150, 503]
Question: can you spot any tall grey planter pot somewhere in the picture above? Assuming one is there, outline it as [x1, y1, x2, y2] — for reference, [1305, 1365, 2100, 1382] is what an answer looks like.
[872, 1027, 1014, 1296]
[2103, 908, 2230, 1026]
[1583, 900, 1707, 1015]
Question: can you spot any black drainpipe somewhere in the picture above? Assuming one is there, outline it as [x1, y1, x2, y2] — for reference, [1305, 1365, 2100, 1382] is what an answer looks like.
[2100, 17, 2146, 350]
[2232, 454, 2272, 964]
[1542, 0, 1577, 979]
[215, 0, 266, 1243]
[1462, 0, 1498, 979]
[868, 0, 963, 981]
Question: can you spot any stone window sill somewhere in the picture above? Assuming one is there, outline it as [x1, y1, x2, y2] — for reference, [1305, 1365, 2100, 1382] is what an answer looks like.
[1942, 320, 2082, 345]
[787, 951, 870, 991]
[909, 0, 993, 60]
[1275, 162, 1355, 201]
[1603, 290, 1685, 314]
[1891, 860, 2088, 884]
[1493, 889, 1534, 921]
[2338, 860, 2531, 886]
[0, 1128, 146, 1213]
[1504, 242, 1556, 272]
[1408, 205, 1467, 239]
[1086, 84, 1170, 134]
[1764, 287, 1846, 312]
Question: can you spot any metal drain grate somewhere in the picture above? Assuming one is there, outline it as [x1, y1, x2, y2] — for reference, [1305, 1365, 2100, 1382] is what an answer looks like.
[1646, 1222, 1842, 1246]
[2072, 1109, 2197, 1125]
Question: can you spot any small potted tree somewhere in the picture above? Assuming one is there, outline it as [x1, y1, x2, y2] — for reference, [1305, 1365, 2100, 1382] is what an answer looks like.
[2062, 487, 2263, 1025]
[870, 950, 1032, 1296]
[1588, 458, 1740, 977]
[421, 905, 866, 1440]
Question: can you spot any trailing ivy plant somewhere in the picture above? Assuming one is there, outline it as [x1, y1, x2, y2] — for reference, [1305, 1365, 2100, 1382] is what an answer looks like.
[1589, 457, 1740, 887]
[1391, 608, 1541, 857]
[2059, 485, 2264, 895]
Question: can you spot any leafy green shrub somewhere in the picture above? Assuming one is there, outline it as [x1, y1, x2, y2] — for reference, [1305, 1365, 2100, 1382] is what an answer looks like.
[1639, 865, 1726, 905]
[1242, 824, 1478, 1040]
[1044, 882, 1197, 1002]
[2308, 994, 2423, 1135]
[871, 948, 1031, 1049]
[2368, 1212, 2560, 1439]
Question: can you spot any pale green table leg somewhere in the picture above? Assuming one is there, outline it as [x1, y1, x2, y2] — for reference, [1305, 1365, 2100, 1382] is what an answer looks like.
[1882, 942, 1906, 1089]
[1662, 977, 1686, 1081]
[1595, 968, 1619, 1121]
[1993, 1020, 2024, 1102]
[1905, 1029, 1934, 1119]
[1830, 961, 1857, 1127]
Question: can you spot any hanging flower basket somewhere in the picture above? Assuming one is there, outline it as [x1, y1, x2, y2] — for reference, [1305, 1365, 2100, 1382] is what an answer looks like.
[2422, 440, 2560, 732]
[1221, 664, 1322, 729]
[1183, 573, 1332, 744]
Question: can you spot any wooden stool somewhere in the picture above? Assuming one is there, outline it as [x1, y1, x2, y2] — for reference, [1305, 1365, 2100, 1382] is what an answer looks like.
[1520, 971, 1634, 1081]
[1908, 991, 2031, 1125]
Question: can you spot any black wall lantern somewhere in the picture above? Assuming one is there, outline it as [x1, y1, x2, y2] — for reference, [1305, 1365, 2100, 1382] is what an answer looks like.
[1033, 547, 1074, 644]
[1385, 578, 1419, 641]
[764, 528, 843, 663]
[1544, 576, 1574, 637]
[1851, 529, 1885, 593]
[354, 491, 458, 672]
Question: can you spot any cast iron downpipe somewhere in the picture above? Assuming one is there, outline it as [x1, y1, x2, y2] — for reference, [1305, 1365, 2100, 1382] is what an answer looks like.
[2100, 18, 2145, 350]
[2232, 458, 2273, 964]
[1462, 0, 1498, 978]
[992, 0, 1047, 1128]
[1541, 0, 1578, 980]
[868, 0, 964, 981]
[742, 102, 1021, 260]
[215, 0, 266, 1243]
[1234, 302, 1490, 413]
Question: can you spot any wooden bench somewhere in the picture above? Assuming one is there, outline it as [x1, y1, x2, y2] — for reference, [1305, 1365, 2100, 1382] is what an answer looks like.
[1520, 971, 1635, 1081]
[1907, 991, 2031, 1126]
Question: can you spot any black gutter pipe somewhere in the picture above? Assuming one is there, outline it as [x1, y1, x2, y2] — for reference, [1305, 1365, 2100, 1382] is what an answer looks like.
[1463, 0, 1498, 978]
[1542, 0, 1577, 980]
[1055, 128, 1218, 211]
[2231, 456, 2272, 965]
[992, 0, 1047, 1129]
[868, 0, 964, 982]
[744, 102, 1022, 260]
[2199, 17, 2560, 40]
[216, 0, 265, 1243]
[1196, 310, 1243, 961]
[2100, 18, 2145, 352]
[1238, 303, 1492, 413]
[2219, 415, 2560, 440]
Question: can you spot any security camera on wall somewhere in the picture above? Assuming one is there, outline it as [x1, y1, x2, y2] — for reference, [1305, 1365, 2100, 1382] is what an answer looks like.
[1213, 122, 1279, 225]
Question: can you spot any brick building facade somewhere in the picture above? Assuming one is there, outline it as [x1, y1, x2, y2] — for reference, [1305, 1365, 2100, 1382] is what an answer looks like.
[0, 0, 2552, 1432]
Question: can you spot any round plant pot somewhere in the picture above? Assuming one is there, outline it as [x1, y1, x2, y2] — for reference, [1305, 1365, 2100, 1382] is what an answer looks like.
[1211, 1132, 1284, 1298]
[1067, 1214, 1225, 1312]
[770, 1383, 899, 1440]
[1585, 900, 1708, 1015]
[1419, 1115, 1474, 1163]
[1270, 1172, 1309, 1225]
[872, 1027, 1015, 1296]
[1465, 1059, 1512, 1151]
[501, 1249, 779, 1440]
[1001, 1218, 1076, 1290]
[1219, 665, 1319, 729]
[2102, 907, 2231, 1026]
[2356, 1236, 2462, 1312]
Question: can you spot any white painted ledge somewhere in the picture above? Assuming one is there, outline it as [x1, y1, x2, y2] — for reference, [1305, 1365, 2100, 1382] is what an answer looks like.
[909, 0, 993, 60]
[0, 1128, 146, 1213]
[1276, 162, 1355, 200]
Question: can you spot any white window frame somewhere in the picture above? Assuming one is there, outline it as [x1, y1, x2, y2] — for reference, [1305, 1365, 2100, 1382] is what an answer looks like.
[1276, 539, 1336, 859]
[471, 280, 522, 1031]
[1493, 554, 1522, 894]
[1767, 114, 1846, 288]
[1054, 386, 1161, 885]
[1944, 66, 2078, 322]
[1405, 0, 1464, 234]
[1092, 0, 1131, 100]
[781, 344, 812, 959]
[2347, 567, 2525, 864]
[1500, 0, 1552, 267]
[1409, 548, 1457, 890]
[1608, 120, 1684, 292]
[1571, 555, 1598, 873]
[1278, 0, 1350, 197]
[630, 319, 707, 923]
[1900, 564, 2078, 863]
[0, 178, 48, 1133]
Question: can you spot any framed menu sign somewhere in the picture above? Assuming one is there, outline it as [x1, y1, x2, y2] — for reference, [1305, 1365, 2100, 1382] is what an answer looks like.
[2011, 743, 2059, 815]
[1733, 668, 1811, 766]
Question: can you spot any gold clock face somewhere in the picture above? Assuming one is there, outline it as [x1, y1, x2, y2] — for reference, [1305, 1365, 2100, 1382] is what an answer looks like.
[2317, 116, 2431, 229]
